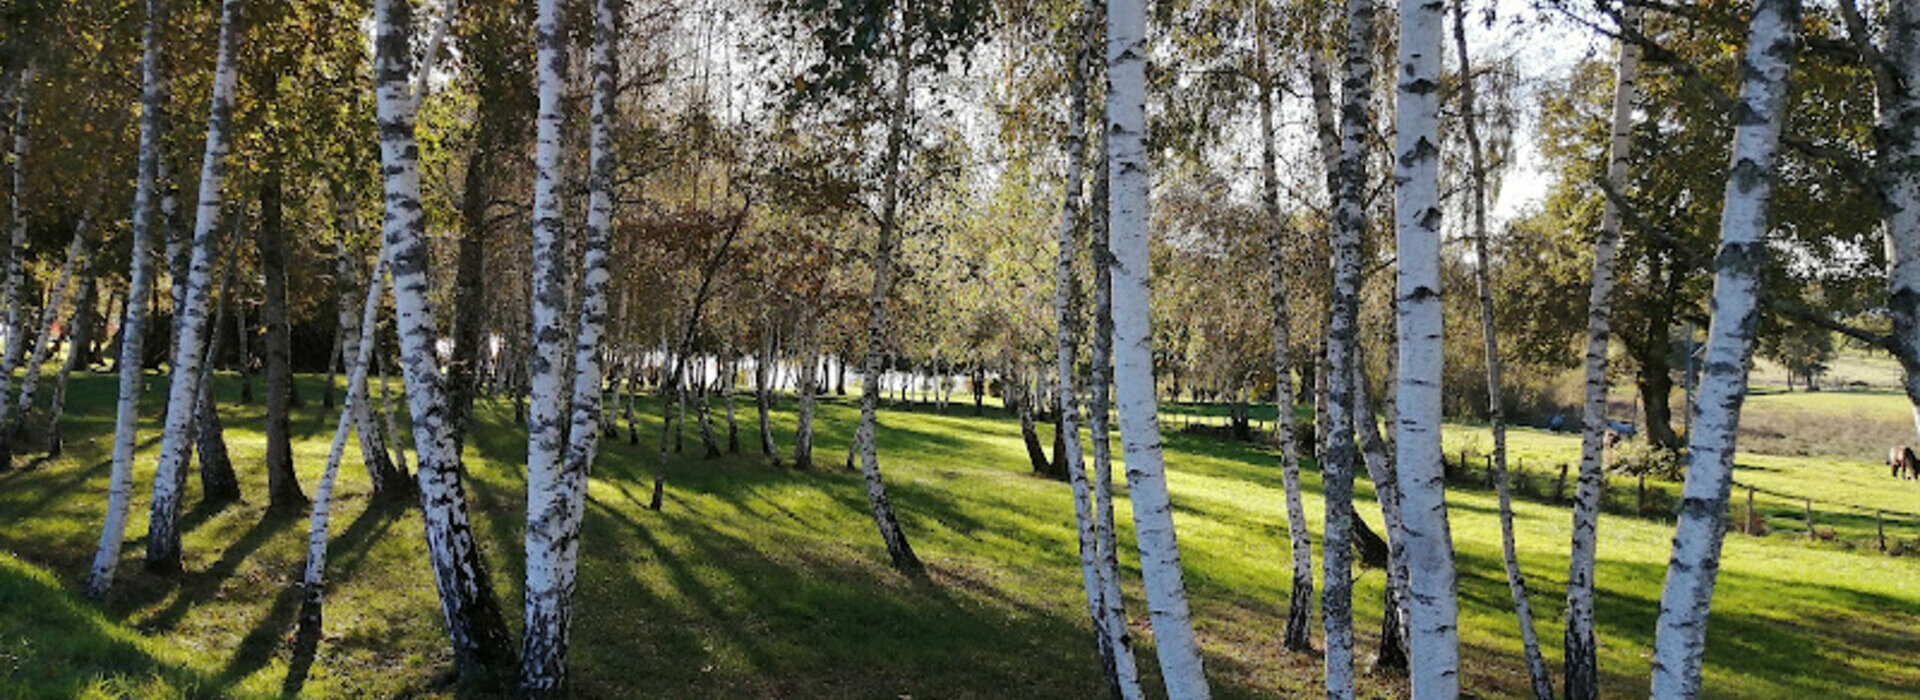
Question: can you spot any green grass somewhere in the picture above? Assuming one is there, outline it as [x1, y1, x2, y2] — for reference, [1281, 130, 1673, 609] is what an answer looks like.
[2, 373, 1917, 698]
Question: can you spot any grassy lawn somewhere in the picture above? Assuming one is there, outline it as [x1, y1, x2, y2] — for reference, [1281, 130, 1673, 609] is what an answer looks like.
[2, 373, 1917, 698]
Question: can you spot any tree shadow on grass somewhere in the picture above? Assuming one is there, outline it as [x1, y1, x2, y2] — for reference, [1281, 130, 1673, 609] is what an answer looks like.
[0, 554, 211, 697]
[281, 497, 409, 697]
[134, 509, 301, 634]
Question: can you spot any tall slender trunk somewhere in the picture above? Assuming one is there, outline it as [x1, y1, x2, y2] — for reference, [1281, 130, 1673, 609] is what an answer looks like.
[1452, 2, 1550, 696]
[1352, 359, 1408, 670]
[1264, 16, 1314, 655]
[194, 250, 240, 505]
[300, 234, 390, 647]
[1844, 0, 1920, 476]
[519, 0, 617, 687]
[257, 136, 306, 512]
[1054, 10, 1128, 693]
[10, 218, 91, 455]
[793, 317, 818, 469]
[1108, 0, 1208, 693]
[724, 355, 740, 453]
[144, 0, 244, 572]
[85, 0, 167, 597]
[1651, 2, 1798, 695]
[0, 68, 33, 470]
[373, 0, 517, 681]
[1086, 120, 1143, 700]
[757, 328, 781, 465]
[1392, 0, 1461, 693]
[1320, 0, 1376, 693]
[1565, 10, 1642, 698]
[334, 193, 405, 497]
[47, 259, 100, 457]
[851, 27, 922, 573]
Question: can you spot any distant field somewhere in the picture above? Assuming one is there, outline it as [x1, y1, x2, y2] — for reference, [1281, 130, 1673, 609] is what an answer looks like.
[1, 373, 1916, 698]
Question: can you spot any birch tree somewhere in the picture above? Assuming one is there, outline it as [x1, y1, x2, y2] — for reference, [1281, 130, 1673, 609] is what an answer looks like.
[1053, 1, 1124, 690]
[1087, 138, 1144, 698]
[1565, 9, 1641, 697]
[84, 0, 166, 599]
[1650, 0, 1798, 695]
[1258, 7, 1314, 656]
[1109, 0, 1208, 693]
[1392, 0, 1461, 693]
[10, 218, 91, 451]
[1321, 0, 1378, 693]
[299, 238, 389, 644]
[0, 67, 33, 470]
[520, 0, 619, 688]
[144, 0, 244, 572]
[373, 0, 516, 679]
[1453, 1, 1549, 696]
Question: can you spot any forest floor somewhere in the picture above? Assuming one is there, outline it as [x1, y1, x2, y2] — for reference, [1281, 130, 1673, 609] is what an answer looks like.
[2, 373, 1917, 698]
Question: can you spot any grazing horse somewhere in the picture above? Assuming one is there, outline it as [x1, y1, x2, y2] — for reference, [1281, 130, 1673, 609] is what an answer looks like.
[1889, 446, 1918, 480]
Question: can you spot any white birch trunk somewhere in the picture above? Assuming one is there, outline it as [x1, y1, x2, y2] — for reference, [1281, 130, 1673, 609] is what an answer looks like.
[0, 67, 34, 468]
[1565, 10, 1642, 697]
[144, 0, 243, 571]
[851, 31, 921, 572]
[1263, 16, 1315, 655]
[86, 0, 167, 598]
[1088, 137, 1145, 700]
[1322, 0, 1377, 693]
[13, 223, 90, 441]
[1451, 2, 1550, 695]
[301, 239, 390, 629]
[1650, 2, 1798, 695]
[1055, 6, 1119, 688]
[1392, 0, 1461, 693]
[1352, 362, 1409, 665]
[373, 0, 515, 678]
[1108, 0, 1209, 694]
[520, 0, 617, 687]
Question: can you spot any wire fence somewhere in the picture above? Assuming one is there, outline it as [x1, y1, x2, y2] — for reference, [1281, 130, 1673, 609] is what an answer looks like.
[1163, 409, 1920, 556]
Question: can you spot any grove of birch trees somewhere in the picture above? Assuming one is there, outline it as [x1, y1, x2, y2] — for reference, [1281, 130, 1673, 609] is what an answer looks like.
[1, 0, 1909, 695]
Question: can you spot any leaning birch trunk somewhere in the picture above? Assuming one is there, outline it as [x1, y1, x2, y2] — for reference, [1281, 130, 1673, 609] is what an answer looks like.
[1650, 2, 1798, 695]
[11, 221, 91, 449]
[47, 260, 99, 457]
[379, 340, 409, 477]
[372, 0, 517, 679]
[336, 231, 405, 497]
[520, 0, 616, 685]
[1392, 0, 1461, 693]
[1565, 10, 1642, 697]
[1108, 0, 1209, 693]
[1320, 0, 1376, 693]
[85, 0, 166, 597]
[300, 234, 389, 642]
[1452, 2, 1550, 696]
[1262, 16, 1315, 655]
[144, 0, 243, 572]
[850, 34, 921, 572]
[1087, 134, 1145, 700]
[1054, 9, 1122, 692]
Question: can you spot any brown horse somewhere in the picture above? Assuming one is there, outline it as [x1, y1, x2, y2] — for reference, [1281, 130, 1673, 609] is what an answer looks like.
[1889, 446, 1918, 480]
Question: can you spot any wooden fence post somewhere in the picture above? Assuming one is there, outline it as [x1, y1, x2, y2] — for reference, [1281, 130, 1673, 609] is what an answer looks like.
[1878, 510, 1887, 553]
[1806, 498, 1815, 541]
[1557, 464, 1569, 502]
[1746, 486, 1756, 535]
[1637, 474, 1647, 516]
